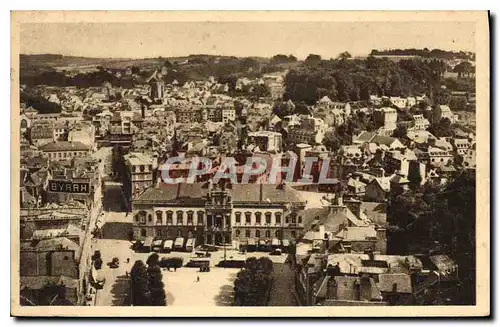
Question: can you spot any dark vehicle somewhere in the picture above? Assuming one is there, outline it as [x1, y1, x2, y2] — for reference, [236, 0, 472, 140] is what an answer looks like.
[270, 248, 282, 256]
[258, 240, 272, 252]
[109, 257, 120, 268]
[132, 240, 143, 251]
[195, 251, 211, 258]
[246, 238, 257, 252]
[196, 245, 219, 252]
[186, 257, 210, 268]
[216, 259, 246, 268]
[158, 257, 184, 269]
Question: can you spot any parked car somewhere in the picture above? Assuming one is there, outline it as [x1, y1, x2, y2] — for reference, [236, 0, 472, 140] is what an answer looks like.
[158, 257, 184, 269]
[196, 245, 218, 252]
[270, 248, 282, 256]
[109, 257, 120, 268]
[216, 259, 246, 268]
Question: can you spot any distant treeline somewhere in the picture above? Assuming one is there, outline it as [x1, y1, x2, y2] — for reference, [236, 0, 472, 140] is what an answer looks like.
[20, 69, 137, 89]
[20, 54, 291, 89]
[283, 55, 460, 104]
[370, 48, 475, 61]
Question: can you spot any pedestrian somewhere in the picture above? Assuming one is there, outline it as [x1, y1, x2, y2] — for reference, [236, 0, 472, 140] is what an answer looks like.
[197, 276, 200, 282]
[125, 271, 129, 277]
[126, 258, 130, 263]
[174, 267, 177, 272]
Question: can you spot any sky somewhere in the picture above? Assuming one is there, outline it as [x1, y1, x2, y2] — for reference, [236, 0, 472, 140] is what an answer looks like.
[20, 21, 476, 59]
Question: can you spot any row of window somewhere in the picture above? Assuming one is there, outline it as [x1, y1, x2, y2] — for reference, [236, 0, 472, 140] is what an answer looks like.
[136, 210, 205, 225]
[136, 210, 303, 226]
[234, 229, 296, 238]
[234, 212, 302, 225]
[47, 151, 86, 159]
[133, 165, 153, 173]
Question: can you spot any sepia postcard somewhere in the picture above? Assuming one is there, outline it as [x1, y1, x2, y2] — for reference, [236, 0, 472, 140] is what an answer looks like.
[10, 11, 490, 317]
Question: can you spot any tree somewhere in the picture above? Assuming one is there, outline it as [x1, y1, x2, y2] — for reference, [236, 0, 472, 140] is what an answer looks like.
[428, 117, 453, 138]
[337, 51, 352, 60]
[234, 257, 274, 306]
[130, 260, 151, 306]
[147, 265, 167, 306]
[305, 54, 322, 65]
[131, 66, 140, 75]
[407, 165, 423, 191]
[146, 253, 167, 306]
[323, 130, 340, 151]
[392, 125, 408, 139]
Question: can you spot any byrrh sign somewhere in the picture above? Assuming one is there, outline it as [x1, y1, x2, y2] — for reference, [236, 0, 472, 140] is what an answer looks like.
[48, 180, 91, 194]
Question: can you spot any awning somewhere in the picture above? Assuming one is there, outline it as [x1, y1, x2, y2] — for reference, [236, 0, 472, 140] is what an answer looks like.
[143, 236, 154, 247]
[163, 240, 174, 249]
[282, 239, 290, 247]
[271, 238, 280, 246]
[247, 238, 256, 246]
[175, 237, 185, 246]
[186, 238, 196, 247]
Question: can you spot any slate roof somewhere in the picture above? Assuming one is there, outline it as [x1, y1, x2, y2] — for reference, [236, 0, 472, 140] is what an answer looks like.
[135, 183, 303, 205]
[378, 273, 412, 294]
[39, 141, 89, 152]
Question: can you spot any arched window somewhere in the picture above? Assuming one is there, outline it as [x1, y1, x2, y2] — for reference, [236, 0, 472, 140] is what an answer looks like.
[188, 230, 193, 238]
[141, 228, 146, 237]
[265, 230, 271, 238]
[187, 211, 194, 225]
[176, 211, 183, 225]
[255, 230, 261, 238]
[265, 212, 272, 225]
[148, 214, 153, 223]
[138, 211, 147, 224]
[298, 216, 303, 224]
[197, 211, 204, 225]
[291, 230, 296, 238]
[140, 165, 145, 172]
[275, 213, 282, 225]
[245, 212, 252, 224]
[235, 212, 242, 224]
[275, 230, 281, 238]
[156, 211, 163, 225]
[166, 211, 173, 224]
[255, 212, 262, 225]
[235, 229, 241, 237]
[245, 230, 251, 237]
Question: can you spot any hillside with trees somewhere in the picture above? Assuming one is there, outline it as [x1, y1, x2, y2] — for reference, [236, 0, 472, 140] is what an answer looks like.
[283, 54, 451, 105]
